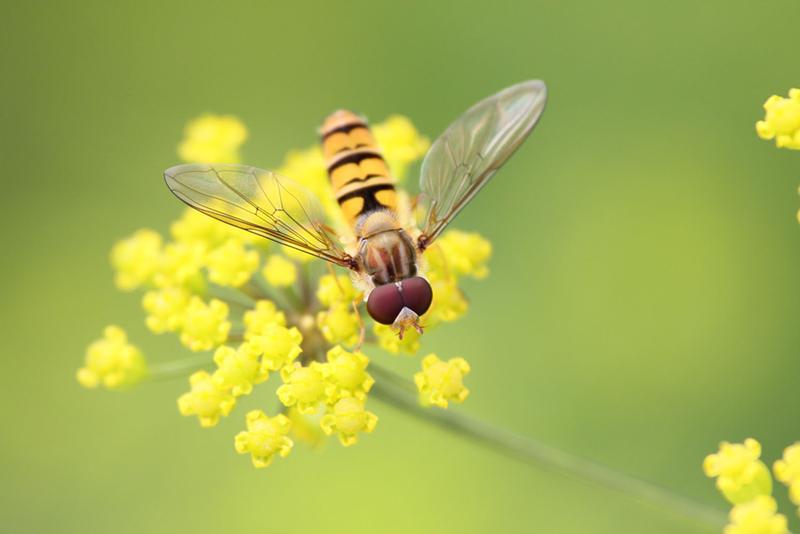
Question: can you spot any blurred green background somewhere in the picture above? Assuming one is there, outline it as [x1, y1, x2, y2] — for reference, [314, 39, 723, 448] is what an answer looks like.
[2, 1, 800, 532]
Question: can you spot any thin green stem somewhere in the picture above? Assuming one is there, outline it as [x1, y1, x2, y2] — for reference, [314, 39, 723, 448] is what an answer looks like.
[369, 363, 728, 532]
[146, 354, 214, 382]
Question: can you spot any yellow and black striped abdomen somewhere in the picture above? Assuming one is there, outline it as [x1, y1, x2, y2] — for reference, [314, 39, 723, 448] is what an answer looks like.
[320, 110, 398, 229]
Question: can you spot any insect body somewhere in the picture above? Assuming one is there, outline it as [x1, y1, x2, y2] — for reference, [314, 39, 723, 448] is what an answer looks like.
[164, 80, 547, 337]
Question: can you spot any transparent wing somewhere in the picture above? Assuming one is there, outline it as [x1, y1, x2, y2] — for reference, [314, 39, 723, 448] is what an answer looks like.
[164, 163, 356, 268]
[418, 80, 547, 248]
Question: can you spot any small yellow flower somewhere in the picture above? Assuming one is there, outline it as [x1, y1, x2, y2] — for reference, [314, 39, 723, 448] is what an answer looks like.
[262, 254, 297, 287]
[373, 115, 430, 181]
[373, 323, 421, 355]
[317, 273, 360, 308]
[704, 438, 773, 504]
[234, 411, 293, 468]
[110, 229, 163, 291]
[170, 208, 231, 248]
[724, 496, 787, 534]
[178, 114, 248, 164]
[756, 89, 800, 150]
[212, 344, 268, 396]
[425, 277, 469, 325]
[77, 326, 147, 389]
[322, 346, 374, 401]
[206, 238, 259, 288]
[141, 286, 191, 333]
[774, 443, 800, 505]
[277, 362, 327, 414]
[248, 324, 303, 371]
[433, 230, 492, 279]
[320, 397, 378, 446]
[317, 303, 361, 347]
[179, 297, 231, 352]
[153, 241, 206, 289]
[414, 354, 470, 408]
[177, 370, 236, 427]
[243, 300, 287, 339]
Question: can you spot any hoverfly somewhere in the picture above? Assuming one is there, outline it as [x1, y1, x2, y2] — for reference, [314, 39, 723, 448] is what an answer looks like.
[164, 80, 547, 337]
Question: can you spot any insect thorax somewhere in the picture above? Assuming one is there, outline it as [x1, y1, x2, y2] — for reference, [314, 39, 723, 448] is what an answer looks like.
[357, 211, 418, 286]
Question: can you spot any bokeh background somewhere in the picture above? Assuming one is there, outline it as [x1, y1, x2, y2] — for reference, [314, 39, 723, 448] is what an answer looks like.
[2, 1, 799, 532]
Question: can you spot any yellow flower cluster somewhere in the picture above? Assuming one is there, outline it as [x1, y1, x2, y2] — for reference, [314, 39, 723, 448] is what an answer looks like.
[756, 89, 800, 150]
[82, 112, 488, 469]
[77, 326, 147, 389]
[704, 438, 772, 504]
[703, 439, 800, 533]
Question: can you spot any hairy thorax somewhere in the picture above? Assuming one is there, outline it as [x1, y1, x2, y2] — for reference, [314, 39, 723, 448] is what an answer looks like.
[356, 210, 418, 286]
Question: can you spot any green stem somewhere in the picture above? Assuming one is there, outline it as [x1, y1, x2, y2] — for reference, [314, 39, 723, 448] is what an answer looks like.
[369, 363, 728, 532]
[147, 354, 214, 382]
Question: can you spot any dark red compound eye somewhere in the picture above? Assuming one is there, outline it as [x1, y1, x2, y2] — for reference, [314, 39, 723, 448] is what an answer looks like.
[366, 277, 433, 325]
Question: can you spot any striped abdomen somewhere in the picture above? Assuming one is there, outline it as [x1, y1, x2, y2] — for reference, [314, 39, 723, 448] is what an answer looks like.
[320, 110, 398, 229]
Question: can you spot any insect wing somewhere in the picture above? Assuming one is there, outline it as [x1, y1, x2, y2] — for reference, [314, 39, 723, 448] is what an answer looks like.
[418, 80, 547, 247]
[164, 163, 354, 268]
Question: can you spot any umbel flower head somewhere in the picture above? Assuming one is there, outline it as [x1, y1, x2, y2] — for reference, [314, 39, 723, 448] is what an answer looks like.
[756, 88, 800, 150]
[79, 113, 492, 469]
[704, 438, 772, 505]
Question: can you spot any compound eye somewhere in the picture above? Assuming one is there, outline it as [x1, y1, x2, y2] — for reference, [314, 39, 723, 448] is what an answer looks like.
[367, 283, 404, 325]
[400, 277, 433, 317]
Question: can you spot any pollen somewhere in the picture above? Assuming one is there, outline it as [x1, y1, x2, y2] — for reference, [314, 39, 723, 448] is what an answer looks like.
[178, 114, 248, 164]
[110, 229, 163, 291]
[756, 89, 800, 150]
[704, 438, 773, 504]
[77, 326, 148, 390]
[206, 238, 260, 288]
[179, 297, 231, 352]
[247, 324, 303, 372]
[153, 241, 206, 289]
[177, 370, 236, 427]
[724, 496, 787, 534]
[262, 254, 298, 287]
[242, 299, 287, 339]
[320, 397, 378, 446]
[414, 354, 471, 408]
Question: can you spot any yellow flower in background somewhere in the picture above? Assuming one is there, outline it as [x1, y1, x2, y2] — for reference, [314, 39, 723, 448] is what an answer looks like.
[248, 324, 303, 371]
[320, 397, 378, 446]
[110, 229, 162, 291]
[170, 208, 231, 248]
[774, 443, 800, 505]
[262, 254, 297, 287]
[178, 114, 248, 163]
[142, 286, 191, 333]
[235, 411, 293, 468]
[373, 115, 430, 181]
[177, 370, 236, 427]
[206, 238, 259, 287]
[243, 299, 287, 338]
[434, 230, 492, 279]
[77, 326, 147, 389]
[414, 354, 470, 408]
[756, 89, 800, 150]
[704, 438, 773, 504]
[425, 277, 469, 325]
[277, 362, 327, 414]
[153, 241, 206, 289]
[322, 346, 374, 401]
[316, 273, 360, 307]
[724, 496, 787, 534]
[179, 297, 231, 352]
[212, 345, 268, 396]
[317, 303, 361, 347]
